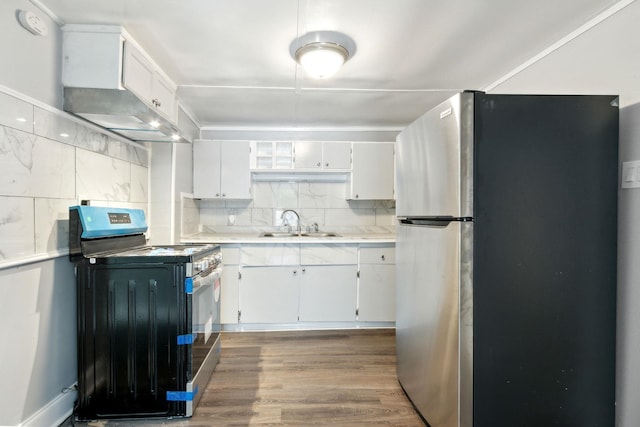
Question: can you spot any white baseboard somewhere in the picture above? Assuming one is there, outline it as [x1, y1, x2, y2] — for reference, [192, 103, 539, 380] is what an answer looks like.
[19, 384, 76, 427]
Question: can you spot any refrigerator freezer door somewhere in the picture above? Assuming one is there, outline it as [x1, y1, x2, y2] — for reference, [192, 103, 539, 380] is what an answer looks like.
[396, 222, 469, 427]
[395, 92, 473, 218]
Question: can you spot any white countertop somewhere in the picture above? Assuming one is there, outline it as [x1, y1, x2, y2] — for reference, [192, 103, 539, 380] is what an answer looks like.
[182, 232, 396, 245]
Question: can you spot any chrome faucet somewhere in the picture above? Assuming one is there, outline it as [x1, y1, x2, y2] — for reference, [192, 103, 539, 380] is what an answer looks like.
[281, 209, 301, 234]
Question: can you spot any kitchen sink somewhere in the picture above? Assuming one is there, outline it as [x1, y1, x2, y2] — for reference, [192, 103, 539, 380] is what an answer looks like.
[258, 232, 300, 237]
[258, 232, 341, 238]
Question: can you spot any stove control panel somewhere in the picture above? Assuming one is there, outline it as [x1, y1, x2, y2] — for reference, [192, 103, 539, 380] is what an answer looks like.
[70, 205, 147, 239]
[193, 251, 222, 276]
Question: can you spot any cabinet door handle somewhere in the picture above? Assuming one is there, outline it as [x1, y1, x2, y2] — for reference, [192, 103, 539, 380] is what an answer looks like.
[302, 268, 306, 273]
[215, 193, 220, 197]
[317, 162, 321, 167]
[325, 162, 329, 167]
[293, 270, 297, 276]
[381, 255, 385, 261]
[222, 193, 226, 197]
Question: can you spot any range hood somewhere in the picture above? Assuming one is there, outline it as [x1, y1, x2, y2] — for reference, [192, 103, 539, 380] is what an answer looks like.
[63, 87, 192, 143]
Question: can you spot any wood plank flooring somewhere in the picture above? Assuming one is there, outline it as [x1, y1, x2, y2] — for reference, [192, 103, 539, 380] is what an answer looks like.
[71, 329, 425, 426]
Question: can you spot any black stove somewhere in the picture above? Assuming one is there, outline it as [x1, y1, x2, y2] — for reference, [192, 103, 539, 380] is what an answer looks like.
[69, 206, 221, 420]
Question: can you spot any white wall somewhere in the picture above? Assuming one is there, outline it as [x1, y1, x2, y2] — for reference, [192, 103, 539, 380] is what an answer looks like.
[149, 143, 174, 244]
[487, 0, 640, 107]
[0, 0, 62, 108]
[487, 2, 640, 425]
[0, 1, 149, 426]
[617, 104, 640, 427]
[148, 142, 193, 245]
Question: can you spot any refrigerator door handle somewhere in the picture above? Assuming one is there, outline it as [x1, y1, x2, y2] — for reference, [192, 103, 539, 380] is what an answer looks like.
[399, 216, 472, 227]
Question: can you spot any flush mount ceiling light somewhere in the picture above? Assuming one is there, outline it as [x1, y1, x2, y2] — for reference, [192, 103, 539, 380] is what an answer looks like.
[289, 31, 356, 79]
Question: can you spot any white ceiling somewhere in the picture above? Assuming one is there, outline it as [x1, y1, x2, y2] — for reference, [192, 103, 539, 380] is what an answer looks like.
[36, 0, 625, 130]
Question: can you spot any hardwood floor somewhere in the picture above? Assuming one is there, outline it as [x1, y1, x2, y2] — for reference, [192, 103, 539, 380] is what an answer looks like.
[70, 329, 425, 426]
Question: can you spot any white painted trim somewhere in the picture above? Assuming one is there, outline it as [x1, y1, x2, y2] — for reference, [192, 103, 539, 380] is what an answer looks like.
[180, 83, 460, 94]
[27, 0, 63, 25]
[483, 0, 638, 92]
[200, 125, 403, 132]
[18, 384, 77, 427]
[0, 251, 68, 271]
[222, 322, 395, 332]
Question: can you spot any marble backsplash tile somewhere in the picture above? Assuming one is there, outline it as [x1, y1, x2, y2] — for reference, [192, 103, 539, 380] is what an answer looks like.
[34, 198, 76, 254]
[0, 196, 35, 260]
[0, 90, 150, 264]
[181, 196, 200, 236]
[0, 127, 76, 199]
[76, 149, 131, 201]
[194, 181, 395, 235]
[0, 93, 33, 133]
[130, 163, 148, 203]
[33, 106, 149, 167]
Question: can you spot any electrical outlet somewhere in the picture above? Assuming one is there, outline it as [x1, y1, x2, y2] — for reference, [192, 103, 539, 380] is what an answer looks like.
[621, 160, 640, 189]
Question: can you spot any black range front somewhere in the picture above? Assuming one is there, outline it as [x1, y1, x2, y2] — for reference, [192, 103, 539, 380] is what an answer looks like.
[69, 206, 222, 421]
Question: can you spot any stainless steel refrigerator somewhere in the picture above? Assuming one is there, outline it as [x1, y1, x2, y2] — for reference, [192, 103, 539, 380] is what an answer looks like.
[395, 92, 618, 427]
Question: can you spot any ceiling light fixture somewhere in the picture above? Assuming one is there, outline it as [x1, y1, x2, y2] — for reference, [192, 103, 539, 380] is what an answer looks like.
[289, 31, 356, 79]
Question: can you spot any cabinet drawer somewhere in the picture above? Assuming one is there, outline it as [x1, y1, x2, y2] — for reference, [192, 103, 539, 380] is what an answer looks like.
[241, 244, 300, 266]
[359, 246, 396, 264]
[301, 245, 357, 265]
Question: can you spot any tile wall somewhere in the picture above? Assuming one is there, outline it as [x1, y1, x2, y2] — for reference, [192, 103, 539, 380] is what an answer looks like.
[0, 90, 149, 263]
[185, 181, 396, 235]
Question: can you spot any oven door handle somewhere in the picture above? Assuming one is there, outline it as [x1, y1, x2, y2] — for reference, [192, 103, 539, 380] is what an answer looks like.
[191, 267, 221, 291]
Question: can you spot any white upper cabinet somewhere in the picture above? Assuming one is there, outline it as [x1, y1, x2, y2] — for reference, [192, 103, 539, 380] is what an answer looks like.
[61, 26, 124, 89]
[122, 41, 176, 121]
[294, 141, 323, 169]
[347, 142, 395, 200]
[251, 141, 294, 169]
[193, 140, 252, 199]
[62, 25, 177, 122]
[294, 142, 351, 170]
[322, 142, 352, 169]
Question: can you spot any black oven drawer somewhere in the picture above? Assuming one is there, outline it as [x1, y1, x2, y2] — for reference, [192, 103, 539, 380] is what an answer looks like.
[75, 262, 189, 420]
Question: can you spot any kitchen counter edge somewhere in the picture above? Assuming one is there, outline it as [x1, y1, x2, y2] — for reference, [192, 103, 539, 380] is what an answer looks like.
[181, 233, 396, 244]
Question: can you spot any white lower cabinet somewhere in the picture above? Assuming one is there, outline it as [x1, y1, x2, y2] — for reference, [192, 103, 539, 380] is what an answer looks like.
[299, 245, 358, 322]
[239, 266, 300, 323]
[221, 242, 395, 327]
[299, 265, 357, 321]
[358, 245, 396, 322]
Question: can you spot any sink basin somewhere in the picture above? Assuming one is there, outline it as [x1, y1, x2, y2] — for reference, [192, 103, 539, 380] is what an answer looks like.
[258, 232, 300, 237]
[258, 232, 341, 238]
